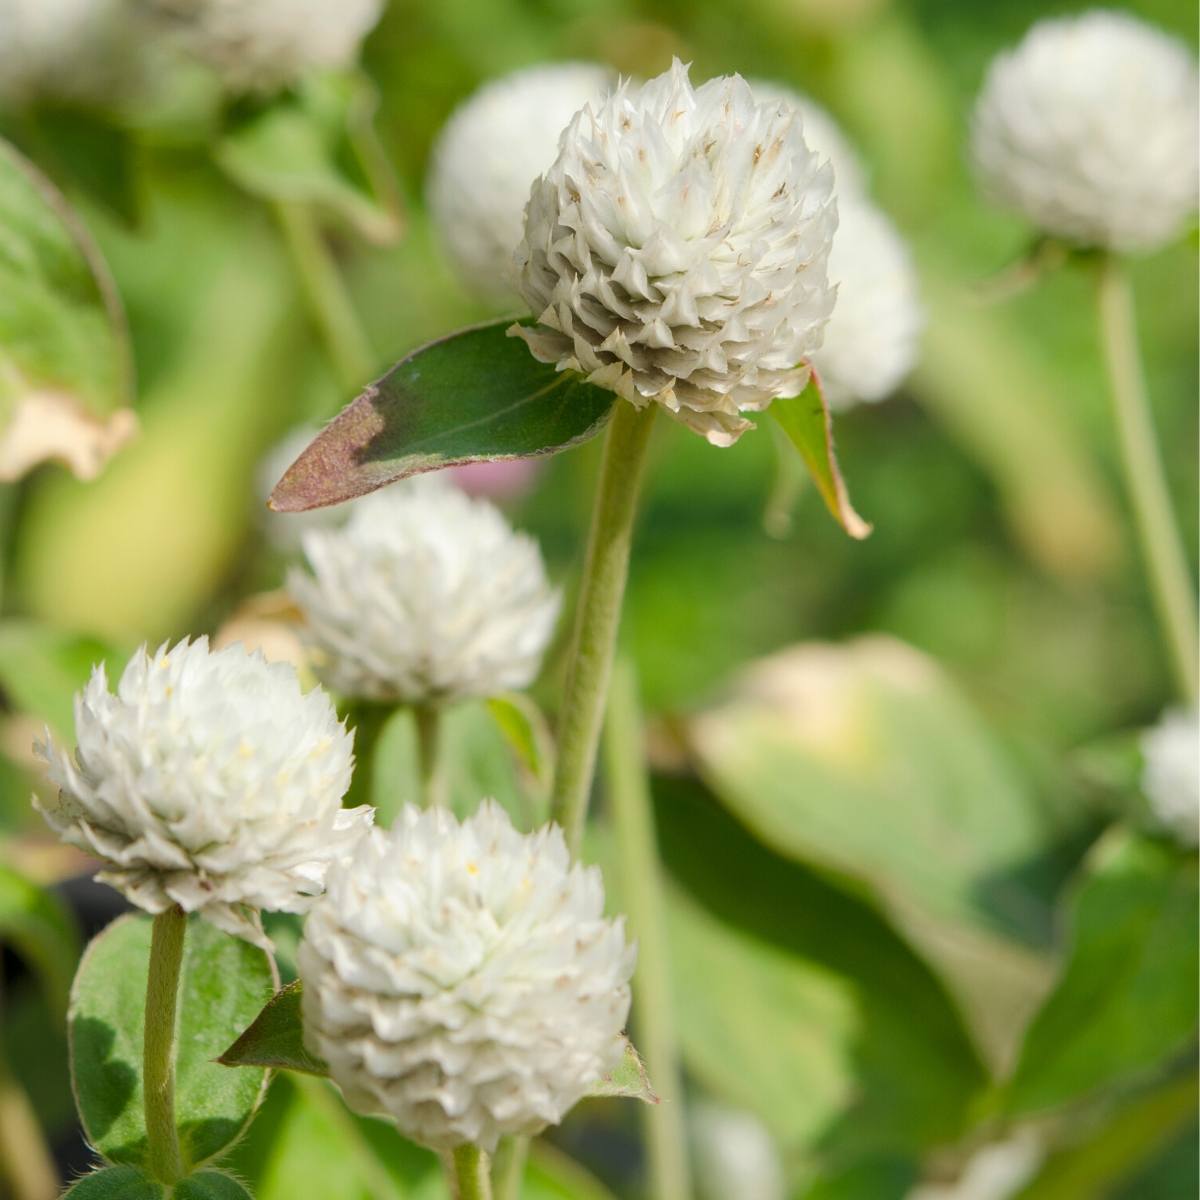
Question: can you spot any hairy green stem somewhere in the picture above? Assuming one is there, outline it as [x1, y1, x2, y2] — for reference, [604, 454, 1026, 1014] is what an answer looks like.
[1096, 257, 1198, 702]
[491, 1135, 527, 1200]
[414, 703, 444, 808]
[447, 1144, 492, 1200]
[605, 656, 692, 1200]
[273, 200, 374, 392]
[551, 402, 657, 853]
[143, 907, 187, 1185]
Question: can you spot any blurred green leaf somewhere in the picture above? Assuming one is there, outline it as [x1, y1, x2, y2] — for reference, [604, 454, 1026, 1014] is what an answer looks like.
[62, 1165, 164, 1199]
[653, 775, 987, 1157]
[69, 914, 276, 1171]
[686, 636, 1056, 1067]
[174, 1171, 255, 1200]
[219, 980, 328, 1078]
[268, 321, 615, 513]
[487, 692, 555, 794]
[216, 72, 402, 245]
[0, 862, 79, 1017]
[771, 377, 871, 540]
[1006, 829, 1198, 1115]
[589, 1037, 657, 1104]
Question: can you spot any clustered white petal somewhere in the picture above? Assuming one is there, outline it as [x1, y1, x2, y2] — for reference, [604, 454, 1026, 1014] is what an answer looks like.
[813, 197, 922, 409]
[288, 475, 560, 705]
[298, 801, 635, 1151]
[691, 1102, 786, 1200]
[971, 11, 1200, 252]
[428, 62, 613, 303]
[147, 0, 384, 93]
[513, 59, 838, 447]
[35, 637, 371, 949]
[1141, 708, 1199, 847]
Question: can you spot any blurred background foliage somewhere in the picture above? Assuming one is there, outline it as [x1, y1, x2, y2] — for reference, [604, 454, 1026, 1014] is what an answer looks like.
[0, 0, 1195, 1197]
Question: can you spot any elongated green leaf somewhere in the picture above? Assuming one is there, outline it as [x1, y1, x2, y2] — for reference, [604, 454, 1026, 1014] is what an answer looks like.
[1006, 829, 1198, 1115]
[771, 374, 870, 539]
[219, 981, 328, 1077]
[487, 693, 555, 790]
[69, 914, 276, 1171]
[0, 862, 79, 1015]
[268, 321, 615, 512]
[174, 1171, 255, 1200]
[63, 1165, 164, 1199]
[588, 1037, 657, 1103]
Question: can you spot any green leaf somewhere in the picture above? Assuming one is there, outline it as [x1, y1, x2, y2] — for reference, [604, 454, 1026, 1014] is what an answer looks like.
[686, 636, 1057, 1068]
[69, 914, 276, 1171]
[218, 981, 328, 1078]
[486, 693, 555, 791]
[174, 1171, 255, 1200]
[770, 375, 870, 539]
[268, 320, 615, 512]
[652, 774, 987, 1155]
[215, 72, 402, 244]
[0, 861, 80, 1016]
[62, 1165, 165, 1199]
[1006, 829, 1198, 1115]
[588, 1037, 657, 1103]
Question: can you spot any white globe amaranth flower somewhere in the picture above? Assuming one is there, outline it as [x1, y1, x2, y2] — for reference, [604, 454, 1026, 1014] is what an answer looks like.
[288, 474, 560, 704]
[427, 62, 613, 303]
[298, 801, 635, 1151]
[513, 58, 838, 448]
[691, 1102, 786, 1200]
[34, 637, 372, 949]
[971, 11, 1199, 252]
[147, 0, 384, 93]
[1141, 707, 1199, 847]
[747, 80, 868, 200]
[812, 196, 922, 409]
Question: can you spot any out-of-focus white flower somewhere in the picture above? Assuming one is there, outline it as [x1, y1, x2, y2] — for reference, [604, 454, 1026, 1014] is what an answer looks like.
[258, 426, 354, 553]
[428, 63, 613, 303]
[298, 801, 635, 1151]
[147, 0, 384, 93]
[909, 1132, 1042, 1200]
[513, 58, 837, 447]
[288, 475, 560, 705]
[1142, 707, 1199, 846]
[748, 80, 867, 199]
[34, 637, 371, 949]
[971, 11, 1199, 252]
[0, 0, 131, 105]
[691, 1102, 786, 1200]
[813, 196, 922, 409]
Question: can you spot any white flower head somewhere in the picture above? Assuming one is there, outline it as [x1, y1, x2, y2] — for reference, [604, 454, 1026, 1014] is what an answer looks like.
[428, 62, 614, 303]
[298, 801, 635, 1151]
[34, 637, 371, 949]
[813, 196, 922, 409]
[288, 474, 560, 705]
[513, 58, 838, 447]
[1141, 707, 1199, 847]
[971, 11, 1199, 252]
[691, 1102, 786, 1200]
[147, 0, 384, 93]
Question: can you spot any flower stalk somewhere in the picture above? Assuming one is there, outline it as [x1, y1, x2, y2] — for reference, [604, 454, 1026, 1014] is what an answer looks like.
[413, 703, 443, 808]
[447, 1144, 492, 1200]
[143, 906, 187, 1185]
[552, 401, 657, 853]
[1096, 256, 1198, 702]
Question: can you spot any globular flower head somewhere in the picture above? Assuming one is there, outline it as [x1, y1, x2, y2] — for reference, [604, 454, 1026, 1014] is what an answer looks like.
[812, 197, 922, 409]
[298, 801, 635, 1151]
[971, 11, 1199, 252]
[428, 62, 613, 303]
[147, 0, 384, 93]
[1141, 708, 1199, 847]
[34, 637, 371, 949]
[288, 475, 560, 705]
[513, 59, 838, 447]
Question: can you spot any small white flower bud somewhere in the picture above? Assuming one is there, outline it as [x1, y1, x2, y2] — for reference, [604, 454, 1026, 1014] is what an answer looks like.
[298, 801, 635, 1151]
[513, 58, 838, 447]
[35, 637, 372, 949]
[427, 63, 613, 303]
[288, 475, 560, 705]
[971, 11, 1199, 252]
[1141, 708, 1199, 847]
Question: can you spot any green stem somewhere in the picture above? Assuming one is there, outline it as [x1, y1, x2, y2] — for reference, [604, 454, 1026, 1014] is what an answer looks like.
[604, 657, 692, 1200]
[273, 200, 374, 392]
[414, 703, 444, 808]
[1096, 257, 1199, 702]
[491, 1135, 527, 1200]
[551, 401, 657, 853]
[447, 1144, 492, 1200]
[143, 907, 187, 1185]
[345, 702, 391, 810]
